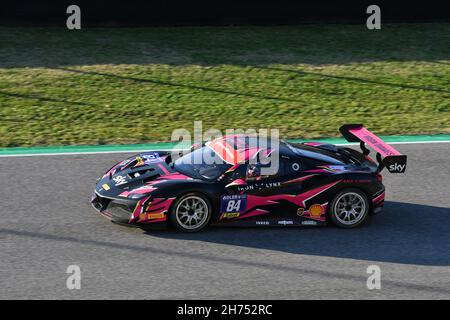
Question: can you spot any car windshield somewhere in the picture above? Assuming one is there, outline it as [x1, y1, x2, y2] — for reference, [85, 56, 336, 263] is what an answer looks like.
[173, 146, 232, 180]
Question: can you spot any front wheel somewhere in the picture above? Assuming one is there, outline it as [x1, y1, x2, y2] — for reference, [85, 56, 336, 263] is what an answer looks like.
[169, 193, 212, 232]
[329, 188, 370, 228]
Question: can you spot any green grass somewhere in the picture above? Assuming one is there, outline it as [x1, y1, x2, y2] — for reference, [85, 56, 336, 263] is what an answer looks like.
[0, 23, 449, 147]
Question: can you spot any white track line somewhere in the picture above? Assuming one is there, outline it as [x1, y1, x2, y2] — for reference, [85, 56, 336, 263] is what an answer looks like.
[0, 140, 449, 158]
[0, 149, 176, 158]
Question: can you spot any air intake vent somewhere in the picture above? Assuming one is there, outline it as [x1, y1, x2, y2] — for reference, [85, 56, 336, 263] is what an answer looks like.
[128, 168, 155, 179]
[143, 174, 160, 183]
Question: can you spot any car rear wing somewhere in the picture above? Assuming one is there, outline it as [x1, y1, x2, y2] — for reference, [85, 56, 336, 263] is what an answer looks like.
[339, 124, 407, 173]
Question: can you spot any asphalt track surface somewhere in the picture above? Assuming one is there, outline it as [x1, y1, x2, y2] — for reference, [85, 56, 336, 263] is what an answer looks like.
[0, 143, 449, 299]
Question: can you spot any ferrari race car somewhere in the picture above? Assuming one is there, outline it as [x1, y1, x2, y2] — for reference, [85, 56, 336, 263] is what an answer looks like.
[91, 124, 407, 232]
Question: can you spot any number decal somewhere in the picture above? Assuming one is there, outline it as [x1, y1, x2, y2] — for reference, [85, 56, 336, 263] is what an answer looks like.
[226, 200, 242, 212]
[221, 195, 247, 213]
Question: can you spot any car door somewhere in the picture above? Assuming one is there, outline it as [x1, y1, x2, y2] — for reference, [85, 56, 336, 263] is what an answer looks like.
[219, 159, 308, 226]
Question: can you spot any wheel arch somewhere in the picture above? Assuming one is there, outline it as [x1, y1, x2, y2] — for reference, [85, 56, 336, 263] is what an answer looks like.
[167, 189, 216, 227]
[327, 186, 371, 228]
[328, 173, 377, 212]
[326, 184, 373, 219]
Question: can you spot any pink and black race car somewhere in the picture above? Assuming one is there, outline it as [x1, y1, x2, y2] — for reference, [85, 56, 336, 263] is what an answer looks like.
[91, 124, 407, 232]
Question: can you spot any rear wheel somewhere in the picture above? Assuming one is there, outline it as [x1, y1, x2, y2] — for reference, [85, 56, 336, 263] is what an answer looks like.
[329, 188, 369, 228]
[169, 193, 212, 232]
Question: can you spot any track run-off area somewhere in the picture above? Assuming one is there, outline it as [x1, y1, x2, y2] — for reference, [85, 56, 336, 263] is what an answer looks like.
[0, 139, 449, 299]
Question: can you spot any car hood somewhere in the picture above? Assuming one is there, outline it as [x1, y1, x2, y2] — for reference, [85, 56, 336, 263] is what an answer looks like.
[94, 151, 191, 199]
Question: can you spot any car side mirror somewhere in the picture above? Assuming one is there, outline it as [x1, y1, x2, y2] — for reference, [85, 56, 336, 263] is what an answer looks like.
[246, 164, 261, 181]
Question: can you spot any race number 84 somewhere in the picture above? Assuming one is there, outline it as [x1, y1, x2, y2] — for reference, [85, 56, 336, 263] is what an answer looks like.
[226, 200, 242, 212]
[221, 196, 247, 213]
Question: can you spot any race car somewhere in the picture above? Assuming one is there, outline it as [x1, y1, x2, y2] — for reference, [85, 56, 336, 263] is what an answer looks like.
[91, 124, 407, 232]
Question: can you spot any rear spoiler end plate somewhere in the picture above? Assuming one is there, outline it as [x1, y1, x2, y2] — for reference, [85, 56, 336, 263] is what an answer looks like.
[339, 124, 407, 173]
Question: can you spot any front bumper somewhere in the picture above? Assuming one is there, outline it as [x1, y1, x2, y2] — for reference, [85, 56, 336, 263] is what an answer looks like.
[91, 192, 137, 224]
[90, 192, 168, 229]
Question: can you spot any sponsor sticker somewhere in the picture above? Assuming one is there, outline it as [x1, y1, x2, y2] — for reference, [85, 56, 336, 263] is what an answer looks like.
[142, 152, 163, 164]
[112, 175, 127, 186]
[102, 183, 110, 191]
[237, 182, 281, 192]
[222, 212, 240, 219]
[343, 179, 371, 183]
[297, 207, 304, 217]
[389, 163, 406, 172]
[139, 213, 165, 220]
[302, 220, 318, 226]
[256, 221, 270, 225]
[220, 195, 247, 213]
[134, 156, 145, 167]
[327, 165, 346, 171]
[309, 204, 324, 217]
[278, 220, 294, 226]
[120, 159, 131, 166]
[147, 213, 165, 219]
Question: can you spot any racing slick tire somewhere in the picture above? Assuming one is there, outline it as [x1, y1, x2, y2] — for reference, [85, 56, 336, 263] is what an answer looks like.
[329, 188, 370, 229]
[169, 193, 212, 232]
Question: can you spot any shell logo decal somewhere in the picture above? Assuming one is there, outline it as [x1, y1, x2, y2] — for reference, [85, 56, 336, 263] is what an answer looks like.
[309, 204, 324, 217]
